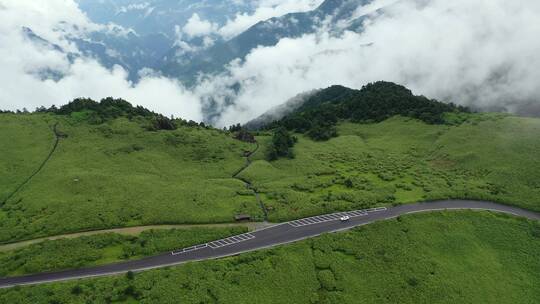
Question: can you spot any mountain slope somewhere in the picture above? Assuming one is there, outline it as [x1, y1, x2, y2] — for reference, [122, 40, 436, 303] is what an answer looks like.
[244, 89, 320, 130]
[241, 113, 540, 221]
[21, 0, 381, 86]
[0, 101, 262, 243]
[1, 83, 539, 243]
[245, 85, 361, 129]
[254, 81, 468, 143]
[161, 0, 375, 84]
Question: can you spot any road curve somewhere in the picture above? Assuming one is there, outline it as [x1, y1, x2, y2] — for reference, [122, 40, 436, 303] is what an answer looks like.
[0, 200, 539, 289]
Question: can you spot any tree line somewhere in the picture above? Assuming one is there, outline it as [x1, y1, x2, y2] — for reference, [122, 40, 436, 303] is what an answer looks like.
[1, 97, 212, 131]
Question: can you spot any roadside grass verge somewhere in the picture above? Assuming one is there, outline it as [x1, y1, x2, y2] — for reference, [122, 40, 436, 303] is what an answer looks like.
[0, 226, 247, 277]
[1, 211, 538, 303]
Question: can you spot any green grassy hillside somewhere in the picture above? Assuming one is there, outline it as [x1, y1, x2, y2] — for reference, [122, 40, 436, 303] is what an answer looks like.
[0, 115, 56, 203]
[0, 113, 262, 243]
[2, 110, 540, 243]
[1, 211, 538, 303]
[241, 114, 540, 221]
[2, 87, 540, 302]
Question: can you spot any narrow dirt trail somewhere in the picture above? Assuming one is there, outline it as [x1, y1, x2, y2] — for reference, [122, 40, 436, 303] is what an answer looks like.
[0, 222, 265, 252]
[2, 122, 63, 205]
[233, 142, 269, 221]
[0, 139, 273, 252]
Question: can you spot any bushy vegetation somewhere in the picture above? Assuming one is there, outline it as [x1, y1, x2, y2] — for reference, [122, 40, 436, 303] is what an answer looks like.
[267, 127, 297, 161]
[0, 114, 263, 243]
[55, 98, 154, 122]
[20, 97, 210, 131]
[234, 129, 256, 143]
[241, 114, 540, 221]
[45, 97, 179, 131]
[1, 211, 539, 303]
[270, 82, 469, 140]
[0, 226, 247, 277]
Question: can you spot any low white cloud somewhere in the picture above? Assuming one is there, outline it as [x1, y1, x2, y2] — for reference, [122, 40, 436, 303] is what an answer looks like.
[209, 0, 540, 126]
[103, 23, 138, 38]
[117, 2, 150, 14]
[182, 13, 218, 38]
[351, 0, 398, 19]
[218, 0, 324, 39]
[0, 0, 98, 52]
[0, 0, 202, 121]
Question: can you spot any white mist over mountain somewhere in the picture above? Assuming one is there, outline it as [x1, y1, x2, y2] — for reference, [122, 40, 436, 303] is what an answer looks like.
[1, 0, 539, 126]
[213, 0, 540, 125]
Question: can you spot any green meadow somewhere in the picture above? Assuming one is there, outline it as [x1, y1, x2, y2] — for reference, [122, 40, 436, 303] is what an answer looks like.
[0, 114, 56, 203]
[2, 112, 540, 244]
[0, 113, 262, 243]
[1, 109, 540, 303]
[240, 114, 540, 221]
[1, 211, 538, 304]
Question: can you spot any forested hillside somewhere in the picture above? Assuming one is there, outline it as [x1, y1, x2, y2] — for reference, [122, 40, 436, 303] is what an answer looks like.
[268, 82, 469, 141]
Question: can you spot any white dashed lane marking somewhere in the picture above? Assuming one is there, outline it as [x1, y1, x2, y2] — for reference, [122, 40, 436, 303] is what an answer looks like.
[171, 244, 209, 255]
[207, 233, 255, 249]
[172, 207, 388, 255]
[288, 207, 387, 227]
[171, 233, 256, 255]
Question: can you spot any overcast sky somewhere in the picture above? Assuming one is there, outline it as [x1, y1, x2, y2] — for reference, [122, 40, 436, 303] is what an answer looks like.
[1, 0, 539, 126]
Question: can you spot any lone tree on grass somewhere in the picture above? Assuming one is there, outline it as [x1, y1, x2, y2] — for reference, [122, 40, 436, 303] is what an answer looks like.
[267, 127, 296, 161]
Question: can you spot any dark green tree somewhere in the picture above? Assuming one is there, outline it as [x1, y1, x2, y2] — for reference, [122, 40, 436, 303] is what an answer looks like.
[267, 127, 296, 161]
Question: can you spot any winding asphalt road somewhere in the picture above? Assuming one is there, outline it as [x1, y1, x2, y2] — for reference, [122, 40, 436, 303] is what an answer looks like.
[1, 200, 539, 288]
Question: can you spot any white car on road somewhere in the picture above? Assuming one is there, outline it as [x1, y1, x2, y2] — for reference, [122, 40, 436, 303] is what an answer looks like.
[340, 215, 350, 222]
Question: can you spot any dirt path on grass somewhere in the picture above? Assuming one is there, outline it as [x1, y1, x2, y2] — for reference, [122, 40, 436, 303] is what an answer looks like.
[233, 142, 269, 221]
[2, 123, 63, 205]
[0, 135, 276, 253]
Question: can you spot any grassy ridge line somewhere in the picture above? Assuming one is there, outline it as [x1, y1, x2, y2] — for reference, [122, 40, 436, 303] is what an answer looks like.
[2, 122, 61, 205]
[2, 113, 539, 244]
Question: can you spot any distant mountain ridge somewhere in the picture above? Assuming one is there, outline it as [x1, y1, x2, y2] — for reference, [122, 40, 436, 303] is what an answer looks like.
[161, 0, 375, 84]
[21, 0, 384, 84]
[20, 0, 401, 122]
